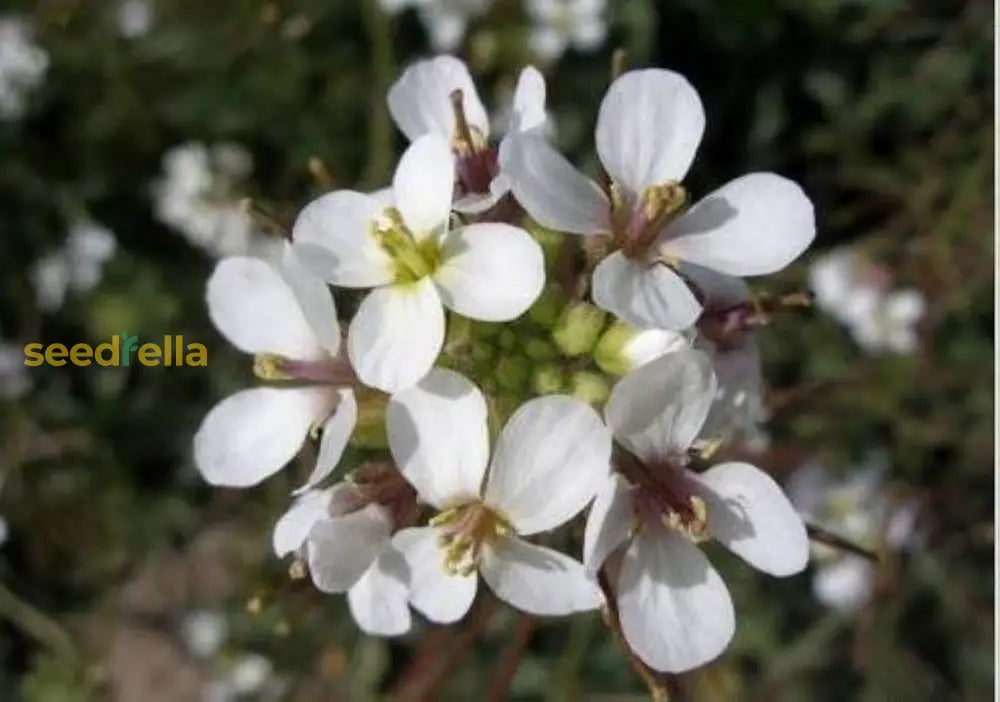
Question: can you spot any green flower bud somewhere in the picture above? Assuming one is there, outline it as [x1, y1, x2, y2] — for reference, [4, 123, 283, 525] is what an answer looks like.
[531, 363, 565, 395]
[498, 329, 517, 351]
[443, 314, 474, 358]
[593, 321, 687, 376]
[552, 302, 607, 357]
[523, 338, 557, 361]
[570, 370, 611, 406]
[470, 340, 495, 364]
[527, 284, 567, 329]
[495, 354, 531, 393]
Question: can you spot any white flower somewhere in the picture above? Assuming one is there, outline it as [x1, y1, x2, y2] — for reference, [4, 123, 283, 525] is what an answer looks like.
[385, 368, 609, 621]
[787, 460, 919, 612]
[525, 0, 607, 62]
[153, 142, 280, 260]
[193, 248, 358, 489]
[387, 55, 547, 213]
[272, 467, 416, 637]
[180, 609, 228, 658]
[31, 220, 117, 312]
[292, 133, 545, 393]
[584, 349, 808, 672]
[117, 0, 154, 39]
[379, 0, 491, 51]
[0, 17, 48, 120]
[809, 247, 924, 354]
[504, 68, 815, 330]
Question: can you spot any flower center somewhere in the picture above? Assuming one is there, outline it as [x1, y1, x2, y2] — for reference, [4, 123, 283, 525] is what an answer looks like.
[372, 207, 443, 283]
[617, 451, 710, 542]
[429, 501, 513, 576]
[609, 181, 688, 260]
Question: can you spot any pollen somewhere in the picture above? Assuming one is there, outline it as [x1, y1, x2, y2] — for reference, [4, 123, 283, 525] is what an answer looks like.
[430, 501, 512, 576]
[372, 207, 442, 283]
[661, 494, 710, 542]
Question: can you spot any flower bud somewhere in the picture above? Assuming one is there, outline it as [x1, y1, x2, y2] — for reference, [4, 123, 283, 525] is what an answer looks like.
[531, 363, 565, 395]
[593, 321, 688, 376]
[569, 371, 610, 406]
[495, 354, 530, 393]
[523, 338, 557, 361]
[552, 302, 607, 357]
[523, 219, 566, 272]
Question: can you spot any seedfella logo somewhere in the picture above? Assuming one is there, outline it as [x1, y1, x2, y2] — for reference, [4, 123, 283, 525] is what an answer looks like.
[24, 334, 207, 367]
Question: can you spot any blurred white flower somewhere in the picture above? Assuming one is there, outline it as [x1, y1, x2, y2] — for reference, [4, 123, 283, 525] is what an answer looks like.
[379, 0, 491, 51]
[153, 142, 280, 260]
[117, 0, 154, 39]
[387, 55, 548, 213]
[180, 609, 228, 659]
[584, 349, 808, 672]
[809, 247, 924, 354]
[194, 248, 358, 489]
[205, 653, 281, 701]
[31, 221, 118, 312]
[504, 69, 815, 331]
[787, 458, 920, 611]
[291, 133, 544, 393]
[525, 0, 607, 62]
[386, 369, 607, 622]
[0, 17, 48, 120]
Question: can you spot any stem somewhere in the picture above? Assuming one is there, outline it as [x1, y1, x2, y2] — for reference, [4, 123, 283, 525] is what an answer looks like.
[597, 568, 671, 702]
[0, 582, 76, 660]
[361, 0, 395, 188]
[485, 614, 535, 702]
[807, 522, 881, 562]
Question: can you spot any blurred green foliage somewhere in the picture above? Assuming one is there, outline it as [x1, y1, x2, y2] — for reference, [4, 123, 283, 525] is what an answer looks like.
[0, 0, 992, 700]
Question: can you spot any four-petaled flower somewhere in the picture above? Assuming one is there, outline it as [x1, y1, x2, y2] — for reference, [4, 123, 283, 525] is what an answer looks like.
[584, 349, 809, 672]
[194, 247, 358, 489]
[385, 368, 610, 621]
[292, 132, 545, 393]
[504, 68, 815, 331]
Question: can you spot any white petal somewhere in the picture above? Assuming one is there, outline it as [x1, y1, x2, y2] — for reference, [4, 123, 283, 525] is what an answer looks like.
[272, 488, 332, 557]
[392, 133, 455, 238]
[348, 551, 412, 636]
[279, 245, 341, 354]
[618, 528, 735, 673]
[660, 173, 815, 276]
[595, 69, 705, 195]
[676, 262, 750, 309]
[501, 132, 609, 235]
[694, 461, 809, 577]
[592, 251, 701, 331]
[510, 66, 547, 133]
[347, 279, 445, 393]
[291, 191, 394, 288]
[698, 339, 765, 440]
[294, 390, 358, 493]
[480, 537, 602, 615]
[393, 527, 477, 623]
[387, 55, 490, 142]
[387, 368, 489, 508]
[435, 223, 545, 322]
[604, 349, 716, 462]
[194, 387, 333, 487]
[484, 396, 611, 535]
[583, 473, 633, 574]
[307, 504, 393, 593]
[206, 257, 324, 359]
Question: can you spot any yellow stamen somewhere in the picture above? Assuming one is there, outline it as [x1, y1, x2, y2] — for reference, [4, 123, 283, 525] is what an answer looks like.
[253, 354, 288, 380]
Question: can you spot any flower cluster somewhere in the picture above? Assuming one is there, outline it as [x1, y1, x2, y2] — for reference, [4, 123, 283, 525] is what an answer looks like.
[195, 56, 818, 674]
[0, 16, 48, 121]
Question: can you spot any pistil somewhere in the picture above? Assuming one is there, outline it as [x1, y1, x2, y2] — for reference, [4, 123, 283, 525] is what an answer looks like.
[430, 501, 512, 576]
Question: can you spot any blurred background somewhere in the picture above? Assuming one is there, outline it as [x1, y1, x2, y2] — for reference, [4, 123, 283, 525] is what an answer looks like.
[0, 0, 993, 700]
